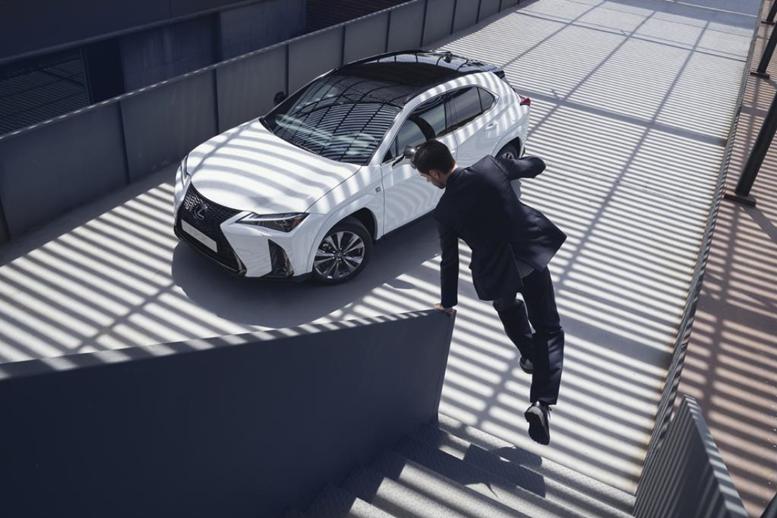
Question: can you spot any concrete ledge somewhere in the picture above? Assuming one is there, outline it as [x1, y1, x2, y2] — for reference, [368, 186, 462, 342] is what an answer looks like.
[423, 0, 456, 46]
[121, 71, 218, 180]
[0, 311, 455, 518]
[0, 102, 128, 239]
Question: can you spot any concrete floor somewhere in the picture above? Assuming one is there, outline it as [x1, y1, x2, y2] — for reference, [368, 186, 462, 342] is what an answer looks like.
[0, 0, 761, 496]
[678, 3, 777, 515]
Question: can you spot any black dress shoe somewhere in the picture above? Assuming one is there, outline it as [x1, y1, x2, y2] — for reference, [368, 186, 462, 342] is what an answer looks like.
[525, 401, 551, 445]
[519, 356, 533, 374]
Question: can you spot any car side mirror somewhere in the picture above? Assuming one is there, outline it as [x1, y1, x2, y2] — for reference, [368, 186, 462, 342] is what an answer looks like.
[392, 145, 417, 167]
[274, 91, 287, 105]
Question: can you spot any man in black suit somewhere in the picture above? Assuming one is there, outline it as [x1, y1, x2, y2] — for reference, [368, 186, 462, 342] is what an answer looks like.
[411, 140, 566, 445]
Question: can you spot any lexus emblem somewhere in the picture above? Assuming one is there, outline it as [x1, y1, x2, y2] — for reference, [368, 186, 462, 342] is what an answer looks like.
[193, 202, 209, 221]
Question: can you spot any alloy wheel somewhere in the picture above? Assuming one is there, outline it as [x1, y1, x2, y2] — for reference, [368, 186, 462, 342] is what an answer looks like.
[314, 231, 366, 281]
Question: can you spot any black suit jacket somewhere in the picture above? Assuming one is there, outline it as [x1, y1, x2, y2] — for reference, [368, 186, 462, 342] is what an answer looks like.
[433, 155, 567, 307]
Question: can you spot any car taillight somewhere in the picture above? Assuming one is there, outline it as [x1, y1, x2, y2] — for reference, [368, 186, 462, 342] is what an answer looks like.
[519, 95, 531, 107]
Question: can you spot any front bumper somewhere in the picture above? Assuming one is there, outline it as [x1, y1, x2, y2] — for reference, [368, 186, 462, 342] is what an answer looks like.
[174, 183, 319, 279]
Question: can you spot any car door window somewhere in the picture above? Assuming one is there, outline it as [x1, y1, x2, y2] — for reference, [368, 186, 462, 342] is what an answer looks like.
[447, 87, 483, 133]
[384, 95, 447, 162]
[478, 88, 496, 112]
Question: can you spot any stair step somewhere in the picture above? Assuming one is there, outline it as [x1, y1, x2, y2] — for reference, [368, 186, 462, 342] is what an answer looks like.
[370, 448, 537, 518]
[393, 434, 584, 517]
[307, 484, 397, 518]
[435, 413, 636, 515]
[411, 425, 632, 518]
[343, 464, 473, 518]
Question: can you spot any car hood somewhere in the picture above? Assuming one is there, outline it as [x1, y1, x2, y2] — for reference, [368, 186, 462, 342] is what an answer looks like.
[187, 119, 362, 214]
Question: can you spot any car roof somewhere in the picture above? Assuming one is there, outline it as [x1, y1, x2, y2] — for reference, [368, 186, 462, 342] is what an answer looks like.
[330, 50, 503, 108]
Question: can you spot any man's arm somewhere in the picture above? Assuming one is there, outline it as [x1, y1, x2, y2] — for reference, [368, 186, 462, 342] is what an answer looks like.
[438, 220, 459, 309]
[494, 155, 546, 181]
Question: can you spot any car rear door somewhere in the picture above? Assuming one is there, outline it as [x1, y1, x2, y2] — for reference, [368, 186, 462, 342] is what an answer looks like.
[447, 86, 501, 168]
[380, 94, 458, 234]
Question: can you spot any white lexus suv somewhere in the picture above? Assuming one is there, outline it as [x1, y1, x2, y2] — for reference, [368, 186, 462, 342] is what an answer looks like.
[174, 50, 532, 284]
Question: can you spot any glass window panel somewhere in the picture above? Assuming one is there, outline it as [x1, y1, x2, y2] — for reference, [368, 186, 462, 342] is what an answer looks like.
[478, 88, 496, 112]
[448, 87, 482, 132]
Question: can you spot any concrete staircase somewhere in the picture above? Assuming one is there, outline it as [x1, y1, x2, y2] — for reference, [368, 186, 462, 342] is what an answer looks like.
[283, 414, 636, 518]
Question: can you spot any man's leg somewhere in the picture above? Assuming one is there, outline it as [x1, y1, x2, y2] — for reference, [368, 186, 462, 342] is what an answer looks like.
[520, 267, 564, 406]
[492, 295, 534, 362]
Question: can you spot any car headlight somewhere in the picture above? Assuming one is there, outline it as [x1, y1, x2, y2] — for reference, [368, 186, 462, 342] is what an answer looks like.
[238, 213, 308, 232]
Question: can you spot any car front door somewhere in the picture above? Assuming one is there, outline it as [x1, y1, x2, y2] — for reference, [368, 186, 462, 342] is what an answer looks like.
[380, 95, 458, 234]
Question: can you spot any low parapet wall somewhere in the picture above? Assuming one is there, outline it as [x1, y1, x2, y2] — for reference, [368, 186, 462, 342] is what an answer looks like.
[0, 311, 455, 518]
[0, 0, 521, 244]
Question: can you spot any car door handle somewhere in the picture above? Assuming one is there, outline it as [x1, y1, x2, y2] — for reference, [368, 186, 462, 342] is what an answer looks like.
[485, 122, 497, 130]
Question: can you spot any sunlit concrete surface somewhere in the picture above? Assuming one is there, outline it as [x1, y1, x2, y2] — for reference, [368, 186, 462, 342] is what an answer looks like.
[0, 0, 760, 495]
[679, 7, 777, 516]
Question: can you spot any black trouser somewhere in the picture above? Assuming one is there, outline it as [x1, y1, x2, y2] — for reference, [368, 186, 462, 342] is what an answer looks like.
[492, 266, 564, 406]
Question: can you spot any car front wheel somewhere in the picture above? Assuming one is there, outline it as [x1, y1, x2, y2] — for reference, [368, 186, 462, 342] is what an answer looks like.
[312, 217, 372, 284]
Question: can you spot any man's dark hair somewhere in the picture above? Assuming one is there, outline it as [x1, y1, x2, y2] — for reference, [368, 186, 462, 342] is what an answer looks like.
[412, 140, 455, 175]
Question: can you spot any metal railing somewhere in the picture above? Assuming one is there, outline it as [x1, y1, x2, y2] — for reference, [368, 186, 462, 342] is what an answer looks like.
[635, 396, 748, 518]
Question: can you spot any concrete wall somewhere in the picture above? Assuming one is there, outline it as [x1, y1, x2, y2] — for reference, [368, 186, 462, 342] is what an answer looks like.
[0, 102, 128, 236]
[453, 0, 481, 32]
[216, 46, 287, 132]
[343, 11, 390, 65]
[423, 0, 456, 46]
[0, 0, 515, 244]
[289, 27, 345, 92]
[480, 0, 502, 19]
[220, 0, 306, 60]
[387, 1, 426, 52]
[118, 0, 305, 91]
[0, 311, 455, 518]
[634, 396, 748, 518]
[0, 0, 283, 63]
[121, 71, 218, 179]
[120, 16, 218, 92]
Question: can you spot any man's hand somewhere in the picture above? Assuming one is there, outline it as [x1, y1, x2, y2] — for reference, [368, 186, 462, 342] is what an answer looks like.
[434, 303, 456, 316]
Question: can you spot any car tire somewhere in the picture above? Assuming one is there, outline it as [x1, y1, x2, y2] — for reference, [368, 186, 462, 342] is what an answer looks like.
[497, 143, 520, 160]
[312, 217, 373, 285]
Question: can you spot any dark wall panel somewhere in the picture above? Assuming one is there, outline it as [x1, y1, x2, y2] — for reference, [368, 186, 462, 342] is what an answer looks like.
[343, 12, 389, 65]
[423, 0, 455, 46]
[501, 0, 520, 9]
[170, 0, 259, 17]
[288, 28, 343, 93]
[479, 0, 501, 20]
[220, 0, 305, 60]
[120, 16, 217, 92]
[121, 72, 217, 180]
[0, 311, 455, 518]
[0, 104, 127, 238]
[387, 1, 426, 53]
[0, 0, 168, 61]
[0, 200, 10, 244]
[216, 46, 287, 132]
[453, 0, 480, 32]
[0, 0, 288, 63]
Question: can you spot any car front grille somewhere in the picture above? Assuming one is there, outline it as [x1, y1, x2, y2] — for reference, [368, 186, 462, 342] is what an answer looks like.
[176, 184, 245, 274]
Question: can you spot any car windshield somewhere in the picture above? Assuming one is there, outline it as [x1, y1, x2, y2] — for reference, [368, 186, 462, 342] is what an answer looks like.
[263, 74, 403, 165]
